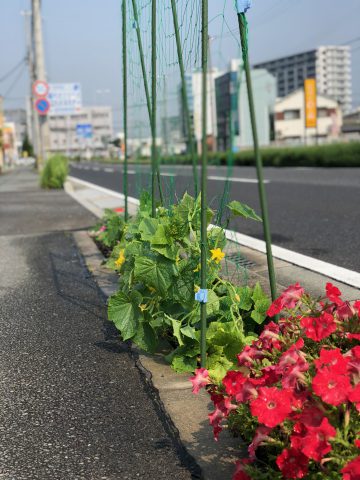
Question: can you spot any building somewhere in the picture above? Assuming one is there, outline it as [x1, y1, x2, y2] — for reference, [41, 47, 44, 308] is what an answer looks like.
[342, 108, 360, 140]
[216, 59, 276, 150]
[48, 106, 113, 157]
[4, 108, 27, 150]
[161, 115, 186, 156]
[182, 68, 222, 152]
[274, 89, 342, 145]
[254, 46, 352, 113]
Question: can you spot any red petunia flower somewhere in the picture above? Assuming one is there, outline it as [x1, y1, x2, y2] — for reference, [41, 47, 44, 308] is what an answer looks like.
[312, 368, 351, 406]
[293, 405, 325, 427]
[326, 282, 343, 306]
[276, 448, 309, 479]
[300, 312, 337, 342]
[267, 283, 304, 317]
[346, 346, 360, 385]
[341, 455, 360, 480]
[237, 344, 264, 367]
[233, 459, 252, 480]
[348, 384, 360, 412]
[190, 368, 210, 394]
[354, 300, 360, 316]
[250, 387, 293, 427]
[337, 302, 356, 321]
[347, 333, 360, 342]
[223, 371, 247, 396]
[248, 425, 272, 459]
[291, 418, 336, 461]
[314, 348, 350, 374]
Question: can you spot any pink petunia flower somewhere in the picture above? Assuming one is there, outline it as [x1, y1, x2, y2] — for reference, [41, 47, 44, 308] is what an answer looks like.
[189, 368, 210, 394]
[341, 455, 360, 480]
[267, 283, 305, 317]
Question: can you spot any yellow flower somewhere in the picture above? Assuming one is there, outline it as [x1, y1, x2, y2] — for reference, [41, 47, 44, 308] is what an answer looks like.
[235, 294, 240, 303]
[210, 248, 225, 264]
[148, 286, 156, 294]
[194, 285, 200, 293]
[176, 255, 180, 265]
[139, 304, 147, 312]
[193, 263, 201, 273]
[115, 249, 125, 268]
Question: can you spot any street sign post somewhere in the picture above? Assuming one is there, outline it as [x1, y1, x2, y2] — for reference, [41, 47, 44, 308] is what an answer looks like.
[48, 83, 82, 116]
[35, 98, 51, 116]
[33, 80, 49, 98]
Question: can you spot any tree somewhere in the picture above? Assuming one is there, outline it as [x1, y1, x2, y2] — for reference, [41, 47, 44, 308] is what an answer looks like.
[22, 133, 34, 157]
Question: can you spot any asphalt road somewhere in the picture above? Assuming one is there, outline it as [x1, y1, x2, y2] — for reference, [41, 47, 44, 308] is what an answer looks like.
[0, 169, 195, 479]
[70, 162, 360, 272]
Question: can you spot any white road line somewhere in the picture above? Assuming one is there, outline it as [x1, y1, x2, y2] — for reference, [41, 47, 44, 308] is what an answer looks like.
[83, 166, 90, 170]
[161, 173, 176, 177]
[66, 176, 360, 289]
[67, 176, 140, 205]
[222, 229, 360, 289]
[92, 167, 100, 171]
[208, 176, 269, 184]
[104, 168, 114, 173]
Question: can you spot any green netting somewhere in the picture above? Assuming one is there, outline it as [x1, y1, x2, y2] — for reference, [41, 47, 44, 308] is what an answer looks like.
[123, 0, 261, 293]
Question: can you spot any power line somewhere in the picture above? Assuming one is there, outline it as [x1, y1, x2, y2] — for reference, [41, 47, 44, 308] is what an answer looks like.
[2, 64, 26, 99]
[0, 57, 26, 84]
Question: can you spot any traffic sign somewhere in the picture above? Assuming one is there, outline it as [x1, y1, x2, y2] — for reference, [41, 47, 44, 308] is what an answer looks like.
[48, 83, 82, 116]
[33, 80, 49, 98]
[76, 124, 93, 139]
[35, 98, 51, 116]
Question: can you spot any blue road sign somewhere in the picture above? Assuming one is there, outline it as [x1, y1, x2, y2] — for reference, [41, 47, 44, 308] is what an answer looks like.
[76, 124, 93, 139]
[35, 98, 50, 116]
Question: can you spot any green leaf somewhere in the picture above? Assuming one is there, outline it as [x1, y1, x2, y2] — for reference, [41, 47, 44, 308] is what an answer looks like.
[170, 318, 184, 346]
[207, 352, 234, 384]
[227, 200, 262, 222]
[151, 243, 179, 261]
[237, 286, 253, 311]
[150, 224, 170, 246]
[108, 291, 142, 341]
[206, 289, 220, 316]
[138, 218, 159, 242]
[132, 322, 158, 354]
[180, 325, 198, 340]
[171, 355, 198, 373]
[251, 283, 271, 325]
[134, 256, 173, 296]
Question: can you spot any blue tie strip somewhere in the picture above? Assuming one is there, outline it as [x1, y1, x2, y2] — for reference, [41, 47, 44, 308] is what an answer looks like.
[195, 289, 208, 304]
[236, 0, 251, 13]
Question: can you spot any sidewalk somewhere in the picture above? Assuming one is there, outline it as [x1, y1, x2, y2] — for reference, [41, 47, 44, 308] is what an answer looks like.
[0, 169, 196, 479]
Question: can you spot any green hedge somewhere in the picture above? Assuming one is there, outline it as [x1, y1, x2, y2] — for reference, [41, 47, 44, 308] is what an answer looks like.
[160, 142, 360, 167]
[40, 155, 69, 189]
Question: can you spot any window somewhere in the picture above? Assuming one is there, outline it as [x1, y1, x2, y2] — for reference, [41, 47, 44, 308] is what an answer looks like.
[283, 109, 301, 120]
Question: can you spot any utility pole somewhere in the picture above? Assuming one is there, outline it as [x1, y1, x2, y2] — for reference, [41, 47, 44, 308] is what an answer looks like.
[32, 0, 50, 169]
[21, 10, 39, 159]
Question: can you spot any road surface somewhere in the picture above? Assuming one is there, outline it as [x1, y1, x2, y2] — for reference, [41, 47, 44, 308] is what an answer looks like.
[70, 162, 360, 273]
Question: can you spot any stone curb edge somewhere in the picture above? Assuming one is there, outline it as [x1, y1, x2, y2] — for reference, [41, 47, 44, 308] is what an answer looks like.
[73, 230, 242, 480]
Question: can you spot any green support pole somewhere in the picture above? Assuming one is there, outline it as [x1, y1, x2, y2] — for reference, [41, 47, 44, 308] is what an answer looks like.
[200, 0, 208, 368]
[151, 0, 157, 217]
[122, 0, 128, 221]
[170, 0, 198, 198]
[131, 0, 163, 209]
[131, 0, 152, 123]
[237, 12, 277, 301]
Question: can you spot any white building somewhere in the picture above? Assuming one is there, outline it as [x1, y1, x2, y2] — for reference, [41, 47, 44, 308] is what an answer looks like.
[275, 89, 342, 145]
[184, 68, 222, 152]
[49, 106, 113, 157]
[255, 46, 352, 113]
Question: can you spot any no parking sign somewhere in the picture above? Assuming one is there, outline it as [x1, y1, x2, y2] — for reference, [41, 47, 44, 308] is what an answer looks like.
[35, 98, 51, 116]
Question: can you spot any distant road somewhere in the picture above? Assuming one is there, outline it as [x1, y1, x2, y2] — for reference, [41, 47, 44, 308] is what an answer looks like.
[70, 162, 360, 272]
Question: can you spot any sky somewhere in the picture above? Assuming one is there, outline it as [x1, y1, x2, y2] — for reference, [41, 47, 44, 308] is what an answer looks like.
[1, 0, 359, 133]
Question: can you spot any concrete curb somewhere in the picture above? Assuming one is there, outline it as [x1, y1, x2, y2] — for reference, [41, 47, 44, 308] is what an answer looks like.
[73, 230, 242, 480]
